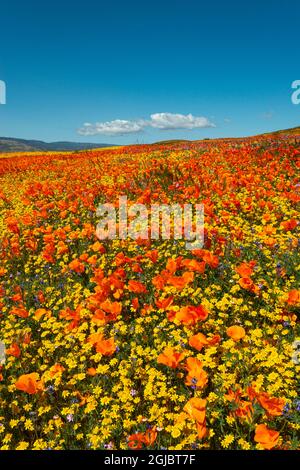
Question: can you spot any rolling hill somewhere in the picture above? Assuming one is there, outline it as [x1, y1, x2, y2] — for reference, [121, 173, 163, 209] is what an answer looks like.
[1, 125, 299, 153]
[261, 125, 300, 137]
[0, 137, 115, 153]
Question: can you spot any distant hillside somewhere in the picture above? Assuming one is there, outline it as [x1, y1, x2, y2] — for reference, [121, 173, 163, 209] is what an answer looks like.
[151, 126, 300, 146]
[0, 137, 115, 153]
[261, 125, 300, 137]
[1, 126, 299, 153]
[152, 139, 190, 145]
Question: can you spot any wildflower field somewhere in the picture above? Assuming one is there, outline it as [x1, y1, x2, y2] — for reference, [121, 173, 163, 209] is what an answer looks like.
[0, 136, 299, 450]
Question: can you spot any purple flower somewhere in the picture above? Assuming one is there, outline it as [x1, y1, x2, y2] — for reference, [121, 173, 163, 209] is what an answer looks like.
[294, 400, 300, 412]
[104, 442, 113, 449]
[283, 403, 290, 414]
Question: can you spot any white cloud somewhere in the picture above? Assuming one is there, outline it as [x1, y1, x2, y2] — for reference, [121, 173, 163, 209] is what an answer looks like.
[77, 113, 215, 136]
[78, 119, 145, 136]
[149, 112, 215, 130]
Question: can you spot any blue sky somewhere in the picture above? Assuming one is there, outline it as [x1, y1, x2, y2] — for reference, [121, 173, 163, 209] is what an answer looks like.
[0, 0, 299, 144]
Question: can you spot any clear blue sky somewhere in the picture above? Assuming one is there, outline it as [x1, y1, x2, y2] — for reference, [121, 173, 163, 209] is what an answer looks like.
[0, 0, 299, 144]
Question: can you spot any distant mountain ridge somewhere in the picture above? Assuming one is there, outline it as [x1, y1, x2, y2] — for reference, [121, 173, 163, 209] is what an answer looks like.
[1, 125, 299, 153]
[0, 137, 115, 153]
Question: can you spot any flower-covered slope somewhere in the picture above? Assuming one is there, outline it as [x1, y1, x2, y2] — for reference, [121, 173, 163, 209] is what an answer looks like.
[0, 137, 299, 450]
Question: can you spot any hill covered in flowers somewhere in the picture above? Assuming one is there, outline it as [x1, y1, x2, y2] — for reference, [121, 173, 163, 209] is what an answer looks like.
[0, 136, 299, 450]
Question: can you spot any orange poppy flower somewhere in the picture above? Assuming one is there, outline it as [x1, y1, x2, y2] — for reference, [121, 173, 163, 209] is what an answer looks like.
[196, 422, 208, 439]
[257, 392, 285, 417]
[131, 297, 139, 310]
[189, 332, 220, 351]
[287, 289, 300, 305]
[87, 332, 104, 345]
[11, 293, 23, 302]
[34, 308, 51, 321]
[157, 347, 185, 368]
[185, 356, 203, 370]
[183, 397, 207, 424]
[128, 280, 147, 294]
[185, 357, 208, 389]
[254, 424, 279, 450]
[10, 306, 29, 318]
[169, 305, 209, 325]
[264, 237, 276, 247]
[92, 299, 122, 324]
[224, 387, 243, 403]
[57, 241, 69, 255]
[73, 392, 88, 407]
[235, 400, 253, 421]
[202, 251, 219, 268]
[59, 306, 81, 330]
[69, 259, 85, 273]
[15, 373, 43, 394]
[152, 274, 167, 290]
[95, 337, 116, 356]
[235, 261, 255, 277]
[141, 304, 154, 316]
[49, 364, 65, 377]
[127, 427, 157, 449]
[127, 432, 145, 449]
[100, 299, 122, 316]
[91, 310, 107, 325]
[168, 271, 194, 290]
[146, 249, 159, 263]
[247, 385, 258, 402]
[143, 427, 157, 447]
[239, 277, 254, 290]
[182, 259, 206, 273]
[208, 334, 221, 345]
[79, 252, 89, 262]
[189, 333, 209, 351]
[37, 290, 45, 303]
[155, 296, 174, 310]
[87, 367, 97, 376]
[87, 255, 98, 265]
[22, 332, 31, 345]
[0, 267, 7, 277]
[91, 241, 106, 253]
[281, 219, 298, 231]
[5, 216, 19, 234]
[226, 325, 246, 341]
[166, 258, 177, 274]
[6, 342, 21, 358]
